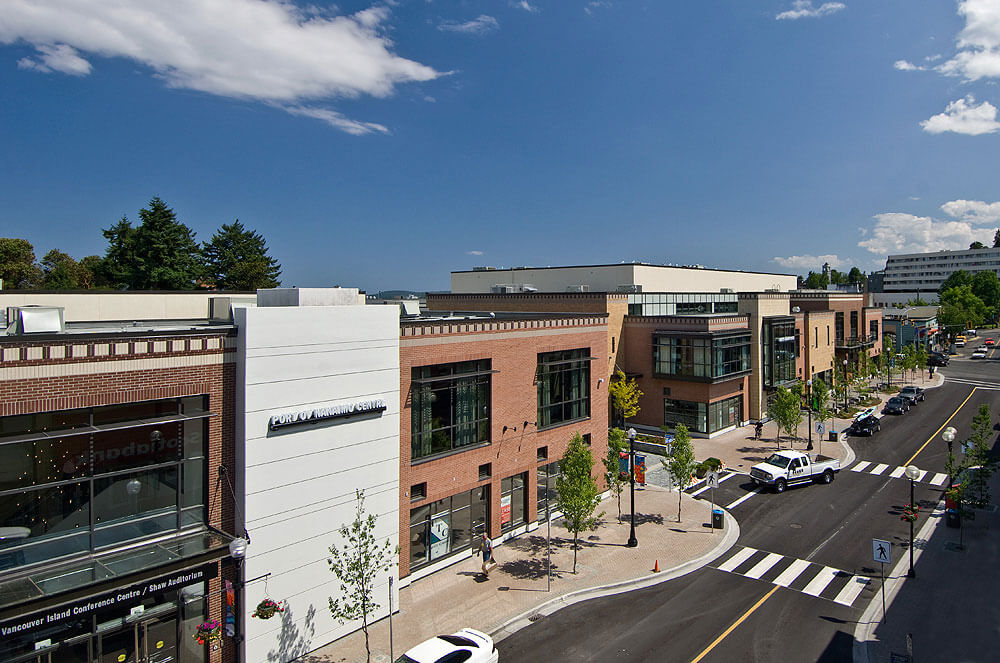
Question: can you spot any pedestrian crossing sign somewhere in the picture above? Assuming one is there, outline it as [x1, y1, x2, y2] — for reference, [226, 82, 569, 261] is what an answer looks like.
[873, 539, 891, 564]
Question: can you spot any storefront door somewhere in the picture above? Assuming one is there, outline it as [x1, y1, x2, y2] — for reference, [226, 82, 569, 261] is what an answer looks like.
[97, 612, 177, 663]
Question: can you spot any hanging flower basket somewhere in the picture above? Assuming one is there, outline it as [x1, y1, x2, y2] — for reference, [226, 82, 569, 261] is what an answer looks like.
[252, 598, 284, 620]
[900, 503, 920, 523]
[193, 620, 221, 645]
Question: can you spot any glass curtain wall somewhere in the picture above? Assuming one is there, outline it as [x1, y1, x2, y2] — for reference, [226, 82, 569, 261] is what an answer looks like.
[411, 360, 492, 461]
[0, 398, 209, 571]
[762, 318, 796, 388]
[653, 334, 750, 380]
[537, 349, 591, 429]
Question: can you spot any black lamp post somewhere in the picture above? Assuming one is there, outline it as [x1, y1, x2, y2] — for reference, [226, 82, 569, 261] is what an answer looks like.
[626, 427, 638, 547]
[942, 426, 957, 487]
[843, 359, 848, 411]
[806, 379, 813, 451]
[905, 465, 920, 578]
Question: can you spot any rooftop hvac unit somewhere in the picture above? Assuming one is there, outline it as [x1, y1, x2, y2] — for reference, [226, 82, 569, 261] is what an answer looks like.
[5, 306, 65, 335]
[720, 288, 734, 293]
[566, 285, 590, 292]
[617, 284, 642, 293]
[491, 283, 538, 293]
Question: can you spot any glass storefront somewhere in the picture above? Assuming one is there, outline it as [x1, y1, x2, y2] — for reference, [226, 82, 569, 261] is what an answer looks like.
[0, 398, 209, 572]
[536, 462, 561, 522]
[409, 487, 488, 570]
[664, 396, 743, 435]
[500, 473, 528, 533]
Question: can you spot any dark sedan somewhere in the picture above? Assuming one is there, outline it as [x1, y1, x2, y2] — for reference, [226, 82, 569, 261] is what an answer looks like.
[850, 415, 881, 436]
[883, 396, 910, 415]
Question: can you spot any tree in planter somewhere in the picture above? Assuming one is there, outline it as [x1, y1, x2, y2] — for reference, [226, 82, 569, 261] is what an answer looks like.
[327, 490, 397, 663]
[555, 433, 603, 573]
[663, 425, 698, 523]
[602, 428, 629, 523]
[771, 386, 803, 449]
[811, 378, 832, 439]
[608, 369, 643, 429]
[834, 362, 849, 413]
[963, 404, 996, 509]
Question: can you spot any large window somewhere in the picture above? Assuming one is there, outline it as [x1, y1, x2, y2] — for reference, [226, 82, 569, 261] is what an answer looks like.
[664, 396, 743, 435]
[409, 486, 488, 571]
[653, 334, 750, 381]
[411, 360, 492, 461]
[0, 397, 209, 571]
[501, 473, 528, 532]
[537, 349, 591, 429]
[763, 318, 796, 388]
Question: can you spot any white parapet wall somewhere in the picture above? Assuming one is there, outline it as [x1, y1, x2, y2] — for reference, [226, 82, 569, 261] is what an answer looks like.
[234, 301, 400, 663]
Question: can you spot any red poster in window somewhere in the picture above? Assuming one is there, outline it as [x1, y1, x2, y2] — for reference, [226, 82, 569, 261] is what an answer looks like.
[500, 495, 512, 524]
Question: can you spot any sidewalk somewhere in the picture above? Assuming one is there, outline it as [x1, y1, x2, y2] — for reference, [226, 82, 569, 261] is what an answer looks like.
[304, 486, 738, 662]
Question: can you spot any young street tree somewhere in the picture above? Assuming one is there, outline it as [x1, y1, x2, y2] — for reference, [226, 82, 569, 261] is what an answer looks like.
[202, 220, 282, 290]
[962, 404, 996, 508]
[663, 424, 698, 523]
[602, 428, 629, 522]
[811, 378, 832, 438]
[608, 369, 643, 429]
[771, 386, 802, 449]
[327, 490, 397, 663]
[555, 432, 603, 573]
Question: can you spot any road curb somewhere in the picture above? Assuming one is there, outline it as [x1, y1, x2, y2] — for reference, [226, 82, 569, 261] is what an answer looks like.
[491, 508, 741, 643]
[852, 497, 946, 663]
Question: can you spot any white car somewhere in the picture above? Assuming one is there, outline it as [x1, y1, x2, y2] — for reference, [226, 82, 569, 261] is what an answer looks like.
[395, 628, 499, 663]
[972, 347, 988, 359]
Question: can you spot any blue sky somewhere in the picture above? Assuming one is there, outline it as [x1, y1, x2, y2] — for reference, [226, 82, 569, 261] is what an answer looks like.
[2, 1, 999, 292]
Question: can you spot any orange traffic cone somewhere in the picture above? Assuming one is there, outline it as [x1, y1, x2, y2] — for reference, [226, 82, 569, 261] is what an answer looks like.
[653, 560, 659, 573]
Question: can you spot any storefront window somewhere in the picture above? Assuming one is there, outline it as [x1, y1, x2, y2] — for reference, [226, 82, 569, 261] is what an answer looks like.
[0, 397, 210, 570]
[536, 462, 561, 522]
[537, 349, 591, 429]
[500, 473, 528, 532]
[411, 360, 492, 461]
[707, 396, 742, 434]
[664, 399, 707, 434]
[409, 487, 488, 571]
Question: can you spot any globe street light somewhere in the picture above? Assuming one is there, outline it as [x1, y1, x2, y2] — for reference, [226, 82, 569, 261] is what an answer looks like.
[626, 428, 639, 547]
[905, 465, 920, 578]
[806, 379, 813, 451]
[942, 426, 957, 487]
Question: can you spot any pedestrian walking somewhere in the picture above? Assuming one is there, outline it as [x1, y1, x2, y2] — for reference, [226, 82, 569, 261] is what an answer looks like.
[754, 421, 763, 440]
[480, 534, 497, 577]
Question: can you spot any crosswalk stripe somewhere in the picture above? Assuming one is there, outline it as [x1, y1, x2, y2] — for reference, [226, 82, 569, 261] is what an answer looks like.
[916, 470, 927, 482]
[726, 488, 761, 509]
[930, 473, 947, 486]
[772, 559, 811, 587]
[889, 466, 906, 478]
[802, 566, 839, 597]
[744, 552, 784, 580]
[851, 461, 871, 472]
[870, 463, 889, 476]
[718, 547, 758, 572]
[833, 576, 871, 606]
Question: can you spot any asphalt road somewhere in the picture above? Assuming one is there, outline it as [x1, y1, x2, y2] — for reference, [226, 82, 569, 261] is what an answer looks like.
[497, 335, 1000, 662]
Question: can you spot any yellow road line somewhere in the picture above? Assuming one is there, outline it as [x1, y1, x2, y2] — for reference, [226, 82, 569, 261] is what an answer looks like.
[690, 585, 780, 663]
[902, 387, 977, 468]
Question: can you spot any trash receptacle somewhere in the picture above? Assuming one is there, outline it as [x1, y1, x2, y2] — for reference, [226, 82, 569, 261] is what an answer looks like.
[829, 430, 838, 441]
[946, 508, 961, 528]
[712, 508, 724, 529]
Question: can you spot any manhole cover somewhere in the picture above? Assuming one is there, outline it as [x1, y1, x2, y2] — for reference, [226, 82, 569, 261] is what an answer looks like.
[789, 523, 803, 529]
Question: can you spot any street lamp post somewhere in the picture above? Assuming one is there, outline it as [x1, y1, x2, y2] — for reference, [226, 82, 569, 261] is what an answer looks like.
[905, 465, 920, 578]
[942, 426, 957, 487]
[806, 379, 813, 451]
[626, 427, 638, 547]
[843, 359, 849, 411]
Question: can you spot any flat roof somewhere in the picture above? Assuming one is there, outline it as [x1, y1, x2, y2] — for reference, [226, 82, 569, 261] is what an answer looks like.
[452, 262, 795, 277]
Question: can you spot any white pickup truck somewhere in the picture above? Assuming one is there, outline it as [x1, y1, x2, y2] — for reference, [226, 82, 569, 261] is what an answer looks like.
[749, 450, 840, 493]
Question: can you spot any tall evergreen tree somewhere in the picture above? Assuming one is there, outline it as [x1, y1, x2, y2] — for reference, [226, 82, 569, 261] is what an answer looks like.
[202, 220, 281, 290]
[100, 216, 137, 288]
[39, 249, 85, 289]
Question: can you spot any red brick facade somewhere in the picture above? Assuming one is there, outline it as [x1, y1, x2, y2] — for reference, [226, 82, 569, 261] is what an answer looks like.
[399, 316, 609, 578]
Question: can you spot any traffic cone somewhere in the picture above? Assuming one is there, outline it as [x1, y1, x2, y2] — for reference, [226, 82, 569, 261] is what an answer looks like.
[653, 560, 659, 573]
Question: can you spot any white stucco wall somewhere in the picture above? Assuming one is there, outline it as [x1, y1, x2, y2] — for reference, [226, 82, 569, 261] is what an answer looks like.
[234, 304, 400, 663]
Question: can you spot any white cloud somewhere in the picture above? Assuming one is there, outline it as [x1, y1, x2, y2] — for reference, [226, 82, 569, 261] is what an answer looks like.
[772, 254, 846, 270]
[285, 106, 389, 136]
[438, 15, 499, 35]
[941, 199, 1000, 224]
[920, 95, 1000, 135]
[894, 59, 922, 71]
[466, 250, 484, 256]
[585, 2, 612, 16]
[0, 0, 441, 134]
[858, 212, 978, 255]
[775, 1, 846, 21]
[16, 43, 91, 75]
[511, 1, 539, 13]
[936, 0, 1000, 81]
